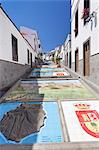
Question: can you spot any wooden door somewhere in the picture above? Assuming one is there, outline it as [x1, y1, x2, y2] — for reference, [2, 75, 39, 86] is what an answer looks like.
[75, 49, 79, 72]
[83, 40, 90, 76]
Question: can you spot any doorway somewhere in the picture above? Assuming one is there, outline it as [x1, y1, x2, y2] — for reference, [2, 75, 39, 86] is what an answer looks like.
[75, 49, 79, 72]
[83, 39, 90, 76]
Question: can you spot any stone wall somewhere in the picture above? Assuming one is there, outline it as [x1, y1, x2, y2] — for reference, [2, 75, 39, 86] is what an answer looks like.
[71, 53, 99, 85]
[0, 59, 31, 90]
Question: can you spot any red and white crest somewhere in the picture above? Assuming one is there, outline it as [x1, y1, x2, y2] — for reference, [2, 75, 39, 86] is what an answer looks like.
[74, 103, 99, 138]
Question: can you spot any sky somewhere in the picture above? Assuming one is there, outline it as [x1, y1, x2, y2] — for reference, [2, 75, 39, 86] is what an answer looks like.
[0, 0, 71, 52]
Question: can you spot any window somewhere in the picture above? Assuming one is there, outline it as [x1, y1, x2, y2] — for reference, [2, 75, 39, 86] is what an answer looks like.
[75, 9, 78, 37]
[27, 49, 29, 64]
[38, 44, 41, 48]
[84, 0, 90, 24]
[12, 34, 18, 61]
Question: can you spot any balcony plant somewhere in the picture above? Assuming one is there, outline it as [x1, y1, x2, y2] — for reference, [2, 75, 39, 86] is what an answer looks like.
[81, 8, 89, 19]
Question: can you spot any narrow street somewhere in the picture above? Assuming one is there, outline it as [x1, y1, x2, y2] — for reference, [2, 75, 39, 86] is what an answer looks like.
[0, 61, 99, 150]
[0, 1, 99, 149]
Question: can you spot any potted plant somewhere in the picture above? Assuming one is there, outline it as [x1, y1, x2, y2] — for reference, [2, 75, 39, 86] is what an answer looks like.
[51, 57, 54, 62]
[56, 57, 62, 68]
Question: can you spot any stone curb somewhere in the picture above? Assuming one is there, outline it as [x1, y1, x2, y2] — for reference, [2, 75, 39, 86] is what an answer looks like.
[62, 64, 99, 97]
[1, 142, 99, 150]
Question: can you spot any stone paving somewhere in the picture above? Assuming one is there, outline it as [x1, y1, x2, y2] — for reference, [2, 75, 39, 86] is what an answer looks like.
[0, 61, 99, 150]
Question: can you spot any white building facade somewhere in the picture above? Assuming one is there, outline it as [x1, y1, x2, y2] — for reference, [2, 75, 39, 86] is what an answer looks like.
[64, 34, 71, 68]
[71, 0, 99, 85]
[54, 46, 61, 63]
[0, 6, 41, 90]
[20, 26, 42, 55]
[59, 45, 65, 65]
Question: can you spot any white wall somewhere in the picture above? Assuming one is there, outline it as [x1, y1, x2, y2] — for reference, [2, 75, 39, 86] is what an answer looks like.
[64, 34, 71, 66]
[0, 8, 36, 65]
[59, 45, 65, 63]
[20, 26, 42, 54]
[64, 34, 71, 53]
[71, 0, 99, 63]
